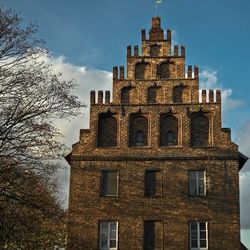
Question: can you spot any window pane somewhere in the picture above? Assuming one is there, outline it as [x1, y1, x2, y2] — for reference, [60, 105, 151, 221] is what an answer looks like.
[198, 171, 204, 179]
[189, 171, 196, 180]
[110, 222, 117, 239]
[191, 230, 198, 239]
[199, 185, 205, 195]
[199, 222, 206, 230]
[166, 131, 175, 146]
[190, 179, 197, 195]
[110, 240, 116, 248]
[102, 171, 118, 196]
[100, 222, 108, 249]
[200, 230, 206, 239]
[190, 222, 197, 230]
[200, 239, 207, 248]
[191, 239, 198, 248]
[136, 131, 145, 145]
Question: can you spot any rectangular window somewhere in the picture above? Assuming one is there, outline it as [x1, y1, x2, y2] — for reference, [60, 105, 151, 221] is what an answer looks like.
[144, 221, 163, 250]
[99, 221, 118, 250]
[145, 170, 162, 197]
[101, 171, 118, 196]
[189, 222, 208, 250]
[189, 171, 206, 196]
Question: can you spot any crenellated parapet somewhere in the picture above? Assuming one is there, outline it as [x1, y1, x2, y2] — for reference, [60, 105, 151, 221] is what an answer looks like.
[200, 89, 221, 103]
[90, 90, 111, 105]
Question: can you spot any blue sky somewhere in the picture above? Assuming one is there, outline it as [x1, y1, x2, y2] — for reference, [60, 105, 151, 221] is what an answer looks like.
[2, 0, 250, 134]
[2, 0, 250, 246]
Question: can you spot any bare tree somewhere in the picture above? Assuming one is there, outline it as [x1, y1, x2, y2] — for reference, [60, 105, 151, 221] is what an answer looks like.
[0, 7, 83, 248]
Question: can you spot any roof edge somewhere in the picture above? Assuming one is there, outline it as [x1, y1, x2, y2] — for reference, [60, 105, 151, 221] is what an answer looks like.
[239, 151, 249, 171]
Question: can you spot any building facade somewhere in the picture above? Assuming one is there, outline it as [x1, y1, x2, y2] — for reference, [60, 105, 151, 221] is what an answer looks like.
[67, 17, 248, 250]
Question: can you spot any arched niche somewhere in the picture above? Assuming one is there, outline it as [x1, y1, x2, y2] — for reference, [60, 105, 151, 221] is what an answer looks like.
[173, 85, 186, 103]
[129, 113, 148, 147]
[160, 114, 178, 146]
[135, 62, 150, 80]
[97, 112, 117, 147]
[191, 113, 209, 147]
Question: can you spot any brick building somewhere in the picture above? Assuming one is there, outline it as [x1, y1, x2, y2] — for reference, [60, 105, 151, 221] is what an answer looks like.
[67, 17, 248, 250]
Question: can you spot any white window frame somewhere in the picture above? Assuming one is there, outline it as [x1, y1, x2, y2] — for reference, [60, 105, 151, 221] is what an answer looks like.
[189, 170, 206, 196]
[189, 221, 208, 250]
[99, 221, 118, 250]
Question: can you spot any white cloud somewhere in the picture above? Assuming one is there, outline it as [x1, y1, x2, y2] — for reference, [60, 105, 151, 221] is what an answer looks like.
[41, 54, 112, 208]
[45, 54, 112, 147]
[199, 69, 245, 112]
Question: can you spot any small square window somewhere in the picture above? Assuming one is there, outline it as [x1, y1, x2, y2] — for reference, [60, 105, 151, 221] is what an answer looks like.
[101, 171, 118, 197]
[189, 171, 206, 196]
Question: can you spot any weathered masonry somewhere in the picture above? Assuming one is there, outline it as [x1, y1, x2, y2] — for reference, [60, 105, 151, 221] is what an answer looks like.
[67, 17, 248, 250]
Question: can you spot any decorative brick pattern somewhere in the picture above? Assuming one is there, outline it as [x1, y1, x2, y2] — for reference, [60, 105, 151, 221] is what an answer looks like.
[67, 16, 245, 250]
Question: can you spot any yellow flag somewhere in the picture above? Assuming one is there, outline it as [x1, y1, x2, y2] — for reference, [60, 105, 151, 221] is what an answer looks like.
[156, 0, 162, 4]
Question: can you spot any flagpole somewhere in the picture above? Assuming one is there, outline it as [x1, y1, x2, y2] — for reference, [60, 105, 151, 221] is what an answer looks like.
[155, 2, 158, 16]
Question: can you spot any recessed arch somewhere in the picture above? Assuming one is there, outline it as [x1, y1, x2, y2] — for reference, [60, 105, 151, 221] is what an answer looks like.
[191, 114, 209, 147]
[160, 114, 178, 146]
[173, 85, 186, 103]
[129, 114, 148, 147]
[150, 44, 160, 57]
[97, 113, 117, 147]
[121, 86, 132, 104]
[135, 62, 150, 80]
[157, 61, 175, 79]
[147, 86, 159, 103]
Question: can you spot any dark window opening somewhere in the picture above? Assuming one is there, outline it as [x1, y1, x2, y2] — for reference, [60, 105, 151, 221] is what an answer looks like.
[97, 114, 117, 147]
[157, 62, 171, 79]
[135, 62, 150, 80]
[145, 170, 162, 197]
[166, 131, 175, 146]
[147, 87, 158, 103]
[136, 130, 145, 146]
[160, 115, 178, 147]
[121, 87, 131, 104]
[101, 171, 118, 196]
[150, 45, 159, 57]
[144, 221, 163, 250]
[129, 115, 148, 147]
[191, 114, 209, 147]
[173, 85, 185, 103]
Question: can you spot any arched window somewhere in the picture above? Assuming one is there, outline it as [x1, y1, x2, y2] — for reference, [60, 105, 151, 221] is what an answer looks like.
[150, 45, 159, 57]
[160, 115, 178, 146]
[173, 85, 185, 103]
[97, 113, 117, 147]
[147, 86, 158, 103]
[191, 114, 209, 147]
[157, 62, 171, 79]
[135, 62, 150, 80]
[129, 114, 148, 147]
[121, 87, 131, 104]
